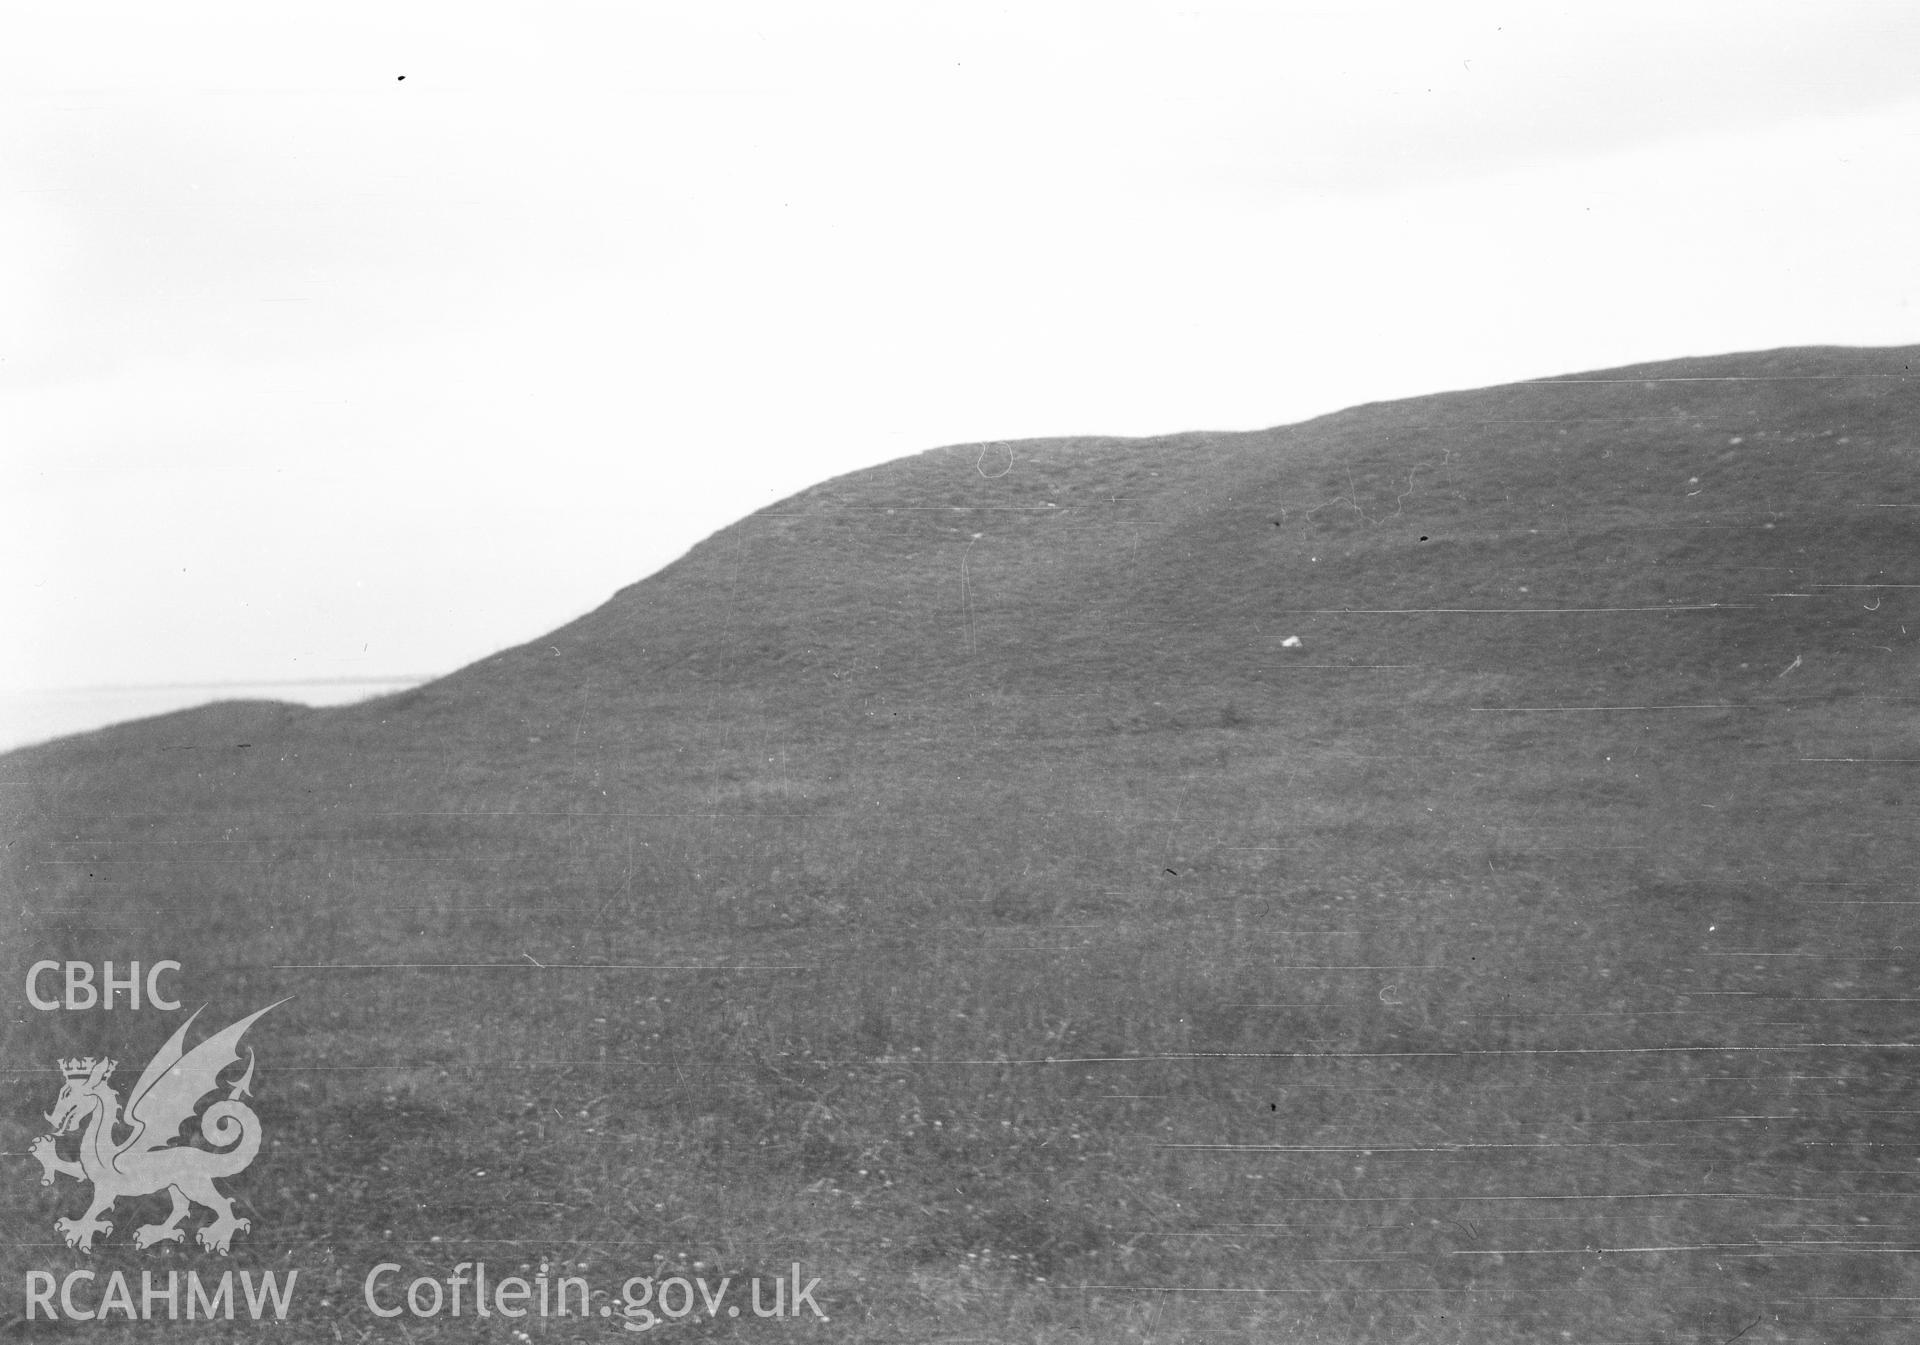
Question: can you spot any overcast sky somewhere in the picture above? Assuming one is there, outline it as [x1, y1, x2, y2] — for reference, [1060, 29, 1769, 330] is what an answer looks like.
[4, 1, 1918, 745]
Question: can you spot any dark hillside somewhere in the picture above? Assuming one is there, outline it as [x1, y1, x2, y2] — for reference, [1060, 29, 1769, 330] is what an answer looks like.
[4, 346, 1917, 1342]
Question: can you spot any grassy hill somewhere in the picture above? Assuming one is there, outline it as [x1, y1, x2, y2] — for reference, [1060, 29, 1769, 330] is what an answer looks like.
[5, 346, 1918, 1341]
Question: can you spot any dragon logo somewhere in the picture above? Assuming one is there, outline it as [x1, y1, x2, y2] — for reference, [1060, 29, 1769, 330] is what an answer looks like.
[30, 1000, 287, 1255]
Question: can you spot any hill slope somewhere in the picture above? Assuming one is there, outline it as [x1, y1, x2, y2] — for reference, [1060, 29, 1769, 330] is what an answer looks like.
[4, 346, 1917, 1342]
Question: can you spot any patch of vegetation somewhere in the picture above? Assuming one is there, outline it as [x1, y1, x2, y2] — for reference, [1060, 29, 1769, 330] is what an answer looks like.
[5, 346, 1918, 1340]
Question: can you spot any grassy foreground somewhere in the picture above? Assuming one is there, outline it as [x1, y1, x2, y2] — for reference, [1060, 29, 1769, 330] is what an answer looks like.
[5, 346, 1919, 1340]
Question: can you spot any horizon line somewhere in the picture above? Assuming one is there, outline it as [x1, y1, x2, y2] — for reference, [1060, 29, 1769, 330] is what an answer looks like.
[7, 674, 441, 696]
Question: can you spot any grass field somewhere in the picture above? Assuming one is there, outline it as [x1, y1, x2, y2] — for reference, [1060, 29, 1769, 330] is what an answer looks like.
[5, 345, 1918, 1340]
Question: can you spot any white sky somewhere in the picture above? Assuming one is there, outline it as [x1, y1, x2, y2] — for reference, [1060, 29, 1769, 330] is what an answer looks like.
[4, 1, 1918, 743]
